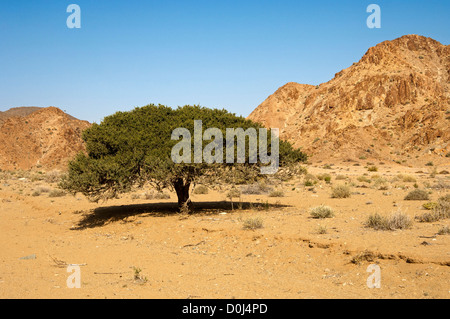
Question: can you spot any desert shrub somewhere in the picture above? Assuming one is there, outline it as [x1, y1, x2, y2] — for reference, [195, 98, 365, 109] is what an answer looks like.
[304, 173, 317, 182]
[439, 170, 449, 175]
[436, 196, 450, 218]
[357, 176, 371, 183]
[227, 187, 241, 199]
[331, 185, 351, 198]
[425, 161, 434, 166]
[31, 190, 41, 197]
[367, 166, 378, 172]
[388, 211, 414, 230]
[193, 185, 209, 195]
[154, 192, 170, 199]
[437, 226, 450, 235]
[365, 211, 413, 230]
[242, 217, 264, 230]
[429, 180, 450, 190]
[304, 180, 315, 187]
[240, 182, 273, 195]
[31, 186, 51, 196]
[48, 189, 66, 197]
[268, 190, 284, 197]
[316, 225, 328, 234]
[372, 176, 388, 190]
[335, 175, 346, 180]
[365, 213, 387, 230]
[309, 205, 334, 219]
[317, 174, 331, 183]
[416, 211, 440, 223]
[141, 191, 169, 200]
[396, 174, 416, 183]
[404, 189, 429, 201]
[423, 202, 438, 210]
[131, 193, 141, 200]
[143, 192, 153, 200]
[439, 194, 450, 203]
[429, 167, 438, 178]
[416, 197, 449, 222]
[44, 170, 62, 183]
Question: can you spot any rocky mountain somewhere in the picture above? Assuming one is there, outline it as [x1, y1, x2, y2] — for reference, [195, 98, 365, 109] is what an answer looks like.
[248, 35, 450, 165]
[0, 107, 42, 125]
[0, 107, 90, 171]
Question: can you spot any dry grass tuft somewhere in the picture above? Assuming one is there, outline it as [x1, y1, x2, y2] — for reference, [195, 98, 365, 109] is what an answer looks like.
[331, 185, 351, 198]
[309, 205, 334, 219]
[365, 210, 413, 230]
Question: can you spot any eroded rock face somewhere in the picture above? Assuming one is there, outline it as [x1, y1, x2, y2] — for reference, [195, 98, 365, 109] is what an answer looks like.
[0, 107, 91, 170]
[248, 35, 450, 163]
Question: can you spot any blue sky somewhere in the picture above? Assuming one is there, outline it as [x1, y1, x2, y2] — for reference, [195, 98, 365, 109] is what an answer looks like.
[0, 0, 448, 123]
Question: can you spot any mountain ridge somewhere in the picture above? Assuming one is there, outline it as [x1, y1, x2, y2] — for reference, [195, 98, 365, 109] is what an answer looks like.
[0, 106, 91, 171]
[248, 34, 450, 165]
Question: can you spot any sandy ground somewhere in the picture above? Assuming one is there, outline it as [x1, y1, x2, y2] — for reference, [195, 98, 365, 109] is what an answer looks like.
[0, 163, 449, 299]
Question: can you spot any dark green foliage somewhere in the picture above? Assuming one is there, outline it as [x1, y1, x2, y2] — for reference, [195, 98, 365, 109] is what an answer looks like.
[60, 104, 307, 211]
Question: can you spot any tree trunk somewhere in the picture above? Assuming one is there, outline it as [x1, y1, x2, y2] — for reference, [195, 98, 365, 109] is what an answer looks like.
[173, 178, 193, 213]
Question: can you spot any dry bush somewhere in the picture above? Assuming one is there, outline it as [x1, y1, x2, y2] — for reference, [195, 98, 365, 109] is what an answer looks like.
[416, 211, 440, 223]
[422, 202, 437, 210]
[418, 195, 450, 222]
[372, 176, 389, 190]
[304, 173, 317, 181]
[43, 170, 63, 183]
[357, 176, 371, 183]
[404, 189, 429, 201]
[154, 192, 170, 199]
[335, 175, 347, 180]
[144, 191, 170, 200]
[429, 180, 450, 190]
[193, 185, 209, 195]
[395, 174, 417, 183]
[316, 225, 328, 234]
[240, 182, 273, 195]
[331, 185, 351, 198]
[0, 170, 13, 181]
[242, 217, 264, 230]
[367, 166, 378, 172]
[31, 186, 51, 196]
[317, 174, 331, 183]
[226, 187, 241, 199]
[48, 189, 66, 198]
[365, 211, 413, 230]
[131, 193, 141, 200]
[309, 205, 334, 219]
[437, 226, 450, 235]
[268, 190, 284, 197]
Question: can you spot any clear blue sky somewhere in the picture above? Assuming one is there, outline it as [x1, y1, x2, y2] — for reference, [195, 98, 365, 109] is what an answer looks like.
[0, 0, 448, 123]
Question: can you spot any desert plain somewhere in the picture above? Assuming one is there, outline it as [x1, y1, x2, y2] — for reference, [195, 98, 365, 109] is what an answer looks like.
[0, 161, 449, 299]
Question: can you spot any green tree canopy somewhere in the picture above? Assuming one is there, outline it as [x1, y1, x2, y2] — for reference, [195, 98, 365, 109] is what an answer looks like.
[60, 104, 307, 212]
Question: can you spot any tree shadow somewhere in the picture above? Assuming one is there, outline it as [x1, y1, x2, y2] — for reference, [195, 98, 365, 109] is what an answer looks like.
[71, 200, 291, 230]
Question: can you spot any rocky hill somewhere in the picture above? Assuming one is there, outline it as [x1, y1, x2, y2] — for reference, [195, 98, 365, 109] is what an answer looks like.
[248, 35, 450, 165]
[0, 107, 90, 171]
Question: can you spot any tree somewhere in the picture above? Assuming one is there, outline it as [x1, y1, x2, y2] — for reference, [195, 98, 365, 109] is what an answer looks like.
[60, 104, 307, 212]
